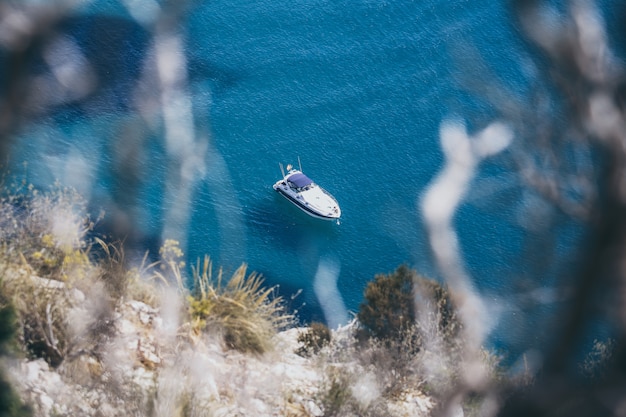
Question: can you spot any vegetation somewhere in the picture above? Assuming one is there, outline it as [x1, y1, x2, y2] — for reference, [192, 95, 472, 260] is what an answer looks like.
[316, 364, 393, 417]
[0, 291, 31, 417]
[2, 0, 626, 414]
[188, 256, 292, 354]
[0, 182, 291, 363]
[296, 322, 332, 357]
[0, 182, 307, 415]
[353, 265, 468, 401]
[0, 179, 514, 416]
[357, 264, 459, 346]
[0, 182, 93, 280]
[357, 264, 416, 342]
[0, 177, 591, 417]
[318, 368, 354, 417]
[0, 182, 95, 367]
[0, 179, 472, 415]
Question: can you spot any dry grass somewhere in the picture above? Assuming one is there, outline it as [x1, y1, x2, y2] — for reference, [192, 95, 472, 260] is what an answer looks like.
[0, 183, 97, 367]
[0, 180, 295, 368]
[0, 183, 302, 416]
[0, 181, 477, 416]
[0, 183, 92, 277]
[0, 183, 165, 371]
[188, 256, 292, 354]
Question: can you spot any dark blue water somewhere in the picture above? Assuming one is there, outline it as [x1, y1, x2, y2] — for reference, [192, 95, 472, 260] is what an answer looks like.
[180, 0, 531, 325]
[8, 0, 623, 356]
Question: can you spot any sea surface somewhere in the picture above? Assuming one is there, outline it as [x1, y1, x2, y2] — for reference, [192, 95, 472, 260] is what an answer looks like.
[5, 0, 623, 357]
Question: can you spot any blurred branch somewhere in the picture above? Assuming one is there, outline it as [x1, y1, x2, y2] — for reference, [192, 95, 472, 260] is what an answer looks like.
[497, 1, 626, 414]
[0, 2, 71, 161]
[422, 120, 512, 416]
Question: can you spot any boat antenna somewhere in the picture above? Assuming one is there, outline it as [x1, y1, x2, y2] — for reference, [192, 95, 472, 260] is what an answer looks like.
[279, 162, 285, 177]
[298, 156, 302, 171]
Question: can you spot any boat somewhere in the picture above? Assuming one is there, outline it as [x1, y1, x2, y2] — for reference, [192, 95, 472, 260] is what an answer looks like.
[273, 161, 341, 221]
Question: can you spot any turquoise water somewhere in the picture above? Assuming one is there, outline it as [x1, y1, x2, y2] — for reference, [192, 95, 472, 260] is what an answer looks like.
[8, 0, 623, 354]
[182, 0, 531, 325]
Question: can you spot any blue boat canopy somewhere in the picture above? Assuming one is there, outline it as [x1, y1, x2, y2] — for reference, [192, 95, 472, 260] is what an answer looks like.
[288, 173, 313, 187]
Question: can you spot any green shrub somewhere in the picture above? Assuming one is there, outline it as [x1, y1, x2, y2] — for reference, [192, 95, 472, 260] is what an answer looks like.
[296, 322, 331, 357]
[188, 256, 292, 354]
[0, 281, 32, 416]
[355, 265, 462, 398]
[357, 264, 458, 344]
[0, 295, 19, 356]
[318, 368, 353, 417]
[316, 365, 394, 417]
[357, 264, 416, 342]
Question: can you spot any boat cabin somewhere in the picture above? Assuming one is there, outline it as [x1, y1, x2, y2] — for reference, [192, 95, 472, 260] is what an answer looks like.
[287, 173, 313, 191]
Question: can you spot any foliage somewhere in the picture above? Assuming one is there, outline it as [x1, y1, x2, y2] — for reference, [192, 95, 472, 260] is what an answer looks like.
[357, 264, 458, 345]
[188, 256, 292, 354]
[119, 240, 183, 308]
[0, 184, 99, 367]
[0, 182, 95, 281]
[316, 363, 394, 417]
[0, 288, 32, 417]
[10, 279, 71, 367]
[0, 183, 146, 371]
[357, 265, 415, 342]
[319, 369, 353, 417]
[296, 322, 331, 357]
[353, 265, 468, 402]
[413, 273, 459, 342]
[356, 325, 426, 398]
[156, 239, 187, 289]
[0, 375, 32, 417]
[0, 181, 475, 415]
[0, 293, 19, 357]
[92, 237, 132, 301]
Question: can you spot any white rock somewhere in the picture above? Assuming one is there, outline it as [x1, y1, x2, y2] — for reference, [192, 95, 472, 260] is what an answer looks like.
[138, 312, 151, 325]
[140, 347, 161, 365]
[128, 300, 157, 326]
[118, 318, 137, 335]
[39, 393, 54, 415]
[71, 288, 86, 303]
[306, 400, 323, 417]
[24, 359, 47, 382]
[43, 371, 62, 388]
[249, 398, 269, 415]
[445, 402, 464, 417]
[152, 315, 163, 329]
[351, 371, 380, 409]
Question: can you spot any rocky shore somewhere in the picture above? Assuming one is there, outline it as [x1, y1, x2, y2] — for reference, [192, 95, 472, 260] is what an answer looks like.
[7, 296, 435, 417]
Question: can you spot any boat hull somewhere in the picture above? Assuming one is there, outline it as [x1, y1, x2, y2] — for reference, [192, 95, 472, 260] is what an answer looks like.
[273, 182, 341, 220]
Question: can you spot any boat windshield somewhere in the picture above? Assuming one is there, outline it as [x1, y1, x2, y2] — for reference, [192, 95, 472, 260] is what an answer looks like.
[288, 173, 313, 188]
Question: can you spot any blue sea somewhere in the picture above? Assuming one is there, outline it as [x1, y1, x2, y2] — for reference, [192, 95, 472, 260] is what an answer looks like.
[5, 0, 623, 357]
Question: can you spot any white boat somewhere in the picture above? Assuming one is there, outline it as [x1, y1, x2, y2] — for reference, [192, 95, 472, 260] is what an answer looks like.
[273, 162, 341, 221]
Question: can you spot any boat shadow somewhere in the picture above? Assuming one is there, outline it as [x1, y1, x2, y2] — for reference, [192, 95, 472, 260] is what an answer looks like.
[244, 193, 340, 252]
